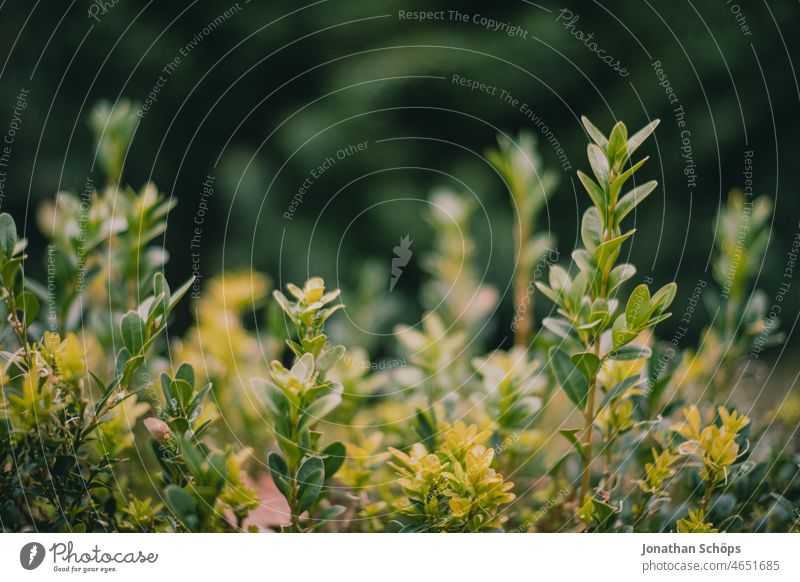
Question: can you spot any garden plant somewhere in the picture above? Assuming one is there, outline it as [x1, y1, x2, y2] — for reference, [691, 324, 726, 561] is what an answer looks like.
[1, 101, 797, 533]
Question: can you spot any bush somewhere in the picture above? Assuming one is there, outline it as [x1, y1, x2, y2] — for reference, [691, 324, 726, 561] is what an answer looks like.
[1, 101, 796, 532]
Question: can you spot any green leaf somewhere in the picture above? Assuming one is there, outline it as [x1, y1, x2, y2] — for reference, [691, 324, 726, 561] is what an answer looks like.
[578, 495, 617, 527]
[414, 408, 436, 451]
[175, 363, 195, 387]
[588, 311, 611, 332]
[170, 379, 194, 411]
[612, 329, 639, 350]
[293, 352, 316, 382]
[577, 171, 606, 217]
[160, 374, 176, 413]
[581, 116, 608, 149]
[558, 428, 584, 456]
[164, 485, 199, 531]
[296, 456, 325, 514]
[51, 455, 77, 476]
[301, 334, 327, 356]
[549, 347, 589, 409]
[587, 143, 609, 184]
[625, 119, 660, 159]
[115, 347, 131, 377]
[597, 376, 641, 412]
[317, 504, 346, 522]
[646, 312, 672, 327]
[610, 345, 652, 360]
[316, 343, 345, 371]
[571, 351, 601, 380]
[298, 393, 342, 433]
[581, 207, 603, 251]
[542, 317, 574, 339]
[611, 316, 638, 349]
[572, 249, 595, 275]
[610, 156, 649, 201]
[122, 354, 144, 384]
[568, 273, 588, 311]
[272, 290, 296, 323]
[626, 284, 651, 329]
[188, 383, 211, 412]
[0, 213, 18, 262]
[267, 452, 292, 501]
[19, 291, 39, 325]
[320, 441, 346, 479]
[548, 264, 570, 292]
[608, 263, 636, 292]
[606, 121, 628, 163]
[577, 318, 602, 331]
[535, 282, 559, 304]
[594, 230, 635, 271]
[3, 258, 21, 288]
[168, 276, 195, 313]
[120, 310, 146, 354]
[152, 272, 170, 318]
[253, 378, 290, 418]
[616, 181, 657, 224]
[649, 282, 677, 316]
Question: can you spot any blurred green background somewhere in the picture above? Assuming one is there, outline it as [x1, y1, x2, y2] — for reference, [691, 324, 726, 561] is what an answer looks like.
[1, 0, 798, 354]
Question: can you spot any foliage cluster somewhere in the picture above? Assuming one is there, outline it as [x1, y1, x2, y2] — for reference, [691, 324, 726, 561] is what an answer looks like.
[1, 102, 797, 533]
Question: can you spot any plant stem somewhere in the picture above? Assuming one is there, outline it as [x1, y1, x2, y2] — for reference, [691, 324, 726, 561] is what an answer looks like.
[700, 475, 715, 513]
[580, 377, 596, 502]
[289, 471, 303, 533]
[579, 336, 602, 502]
[602, 427, 614, 490]
[631, 492, 652, 530]
[513, 222, 532, 347]
[5, 289, 33, 366]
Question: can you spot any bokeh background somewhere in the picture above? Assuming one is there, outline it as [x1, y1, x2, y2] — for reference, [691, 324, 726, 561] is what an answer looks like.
[1, 0, 798, 360]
